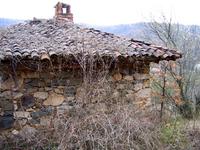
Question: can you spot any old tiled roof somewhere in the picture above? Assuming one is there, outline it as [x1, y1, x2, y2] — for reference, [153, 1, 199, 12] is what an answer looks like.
[0, 19, 181, 62]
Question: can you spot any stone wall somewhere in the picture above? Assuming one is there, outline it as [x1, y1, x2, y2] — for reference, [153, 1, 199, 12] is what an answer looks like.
[0, 66, 151, 136]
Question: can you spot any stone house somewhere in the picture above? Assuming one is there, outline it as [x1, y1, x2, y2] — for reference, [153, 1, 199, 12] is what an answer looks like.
[0, 2, 181, 130]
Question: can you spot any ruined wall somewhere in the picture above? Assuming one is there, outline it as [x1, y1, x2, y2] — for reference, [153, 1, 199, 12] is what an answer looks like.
[0, 65, 151, 136]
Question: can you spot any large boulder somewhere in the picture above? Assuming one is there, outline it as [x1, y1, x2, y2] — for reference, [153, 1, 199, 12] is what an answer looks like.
[0, 114, 14, 129]
[0, 77, 23, 90]
[34, 92, 48, 100]
[14, 111, 30, 119]
[112, 73, 122, 81]
[43, 92, 65, 106]
[21, 95, 35, 108]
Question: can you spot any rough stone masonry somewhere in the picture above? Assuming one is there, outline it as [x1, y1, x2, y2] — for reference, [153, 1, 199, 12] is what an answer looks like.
[0, 61, 151, 135]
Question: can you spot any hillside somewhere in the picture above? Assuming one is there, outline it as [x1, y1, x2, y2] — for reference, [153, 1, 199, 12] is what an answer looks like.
[2, 18, 200, 40]
[95, 23, 146, 37]
[94, 23, 200, 40]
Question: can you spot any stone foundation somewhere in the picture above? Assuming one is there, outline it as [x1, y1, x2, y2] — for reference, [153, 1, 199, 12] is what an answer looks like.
[0, 66, 151, 134]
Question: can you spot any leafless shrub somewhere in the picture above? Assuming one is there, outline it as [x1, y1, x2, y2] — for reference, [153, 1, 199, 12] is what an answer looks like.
[53, 106, 161, 150]
[0, 108, 162, 150]
[44, 53, 163, 149]
[0, 128, 58, 149]
[187, 128, 200, 149]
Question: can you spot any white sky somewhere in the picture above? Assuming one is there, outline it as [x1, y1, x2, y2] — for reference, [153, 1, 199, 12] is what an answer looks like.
[0, 0, 199, 25]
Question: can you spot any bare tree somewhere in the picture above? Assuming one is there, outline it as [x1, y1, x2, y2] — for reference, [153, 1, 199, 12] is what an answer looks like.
[145, 16, 200, 117]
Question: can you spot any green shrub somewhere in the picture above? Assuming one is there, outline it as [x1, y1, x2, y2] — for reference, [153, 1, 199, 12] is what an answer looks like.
[160, 118, 188, 149]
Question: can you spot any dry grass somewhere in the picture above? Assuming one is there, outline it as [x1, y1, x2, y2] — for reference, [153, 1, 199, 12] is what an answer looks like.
[0, 107, 162, 150]
[1, 109, 200, 150]
[54, 107, 161, 150]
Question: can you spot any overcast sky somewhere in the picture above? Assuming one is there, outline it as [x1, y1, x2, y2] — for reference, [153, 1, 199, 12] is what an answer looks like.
[0, 0, 199, 25]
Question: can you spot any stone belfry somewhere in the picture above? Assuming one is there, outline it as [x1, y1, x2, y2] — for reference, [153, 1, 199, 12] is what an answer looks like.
[54, 2, 73, 22]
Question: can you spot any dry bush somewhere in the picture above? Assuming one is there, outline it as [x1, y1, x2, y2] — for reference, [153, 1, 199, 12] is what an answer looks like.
[187, 128, 200, 149]
[0, 107, 162, 150]
[53, 106, 162, 150]
[0, 128, 58, 149]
